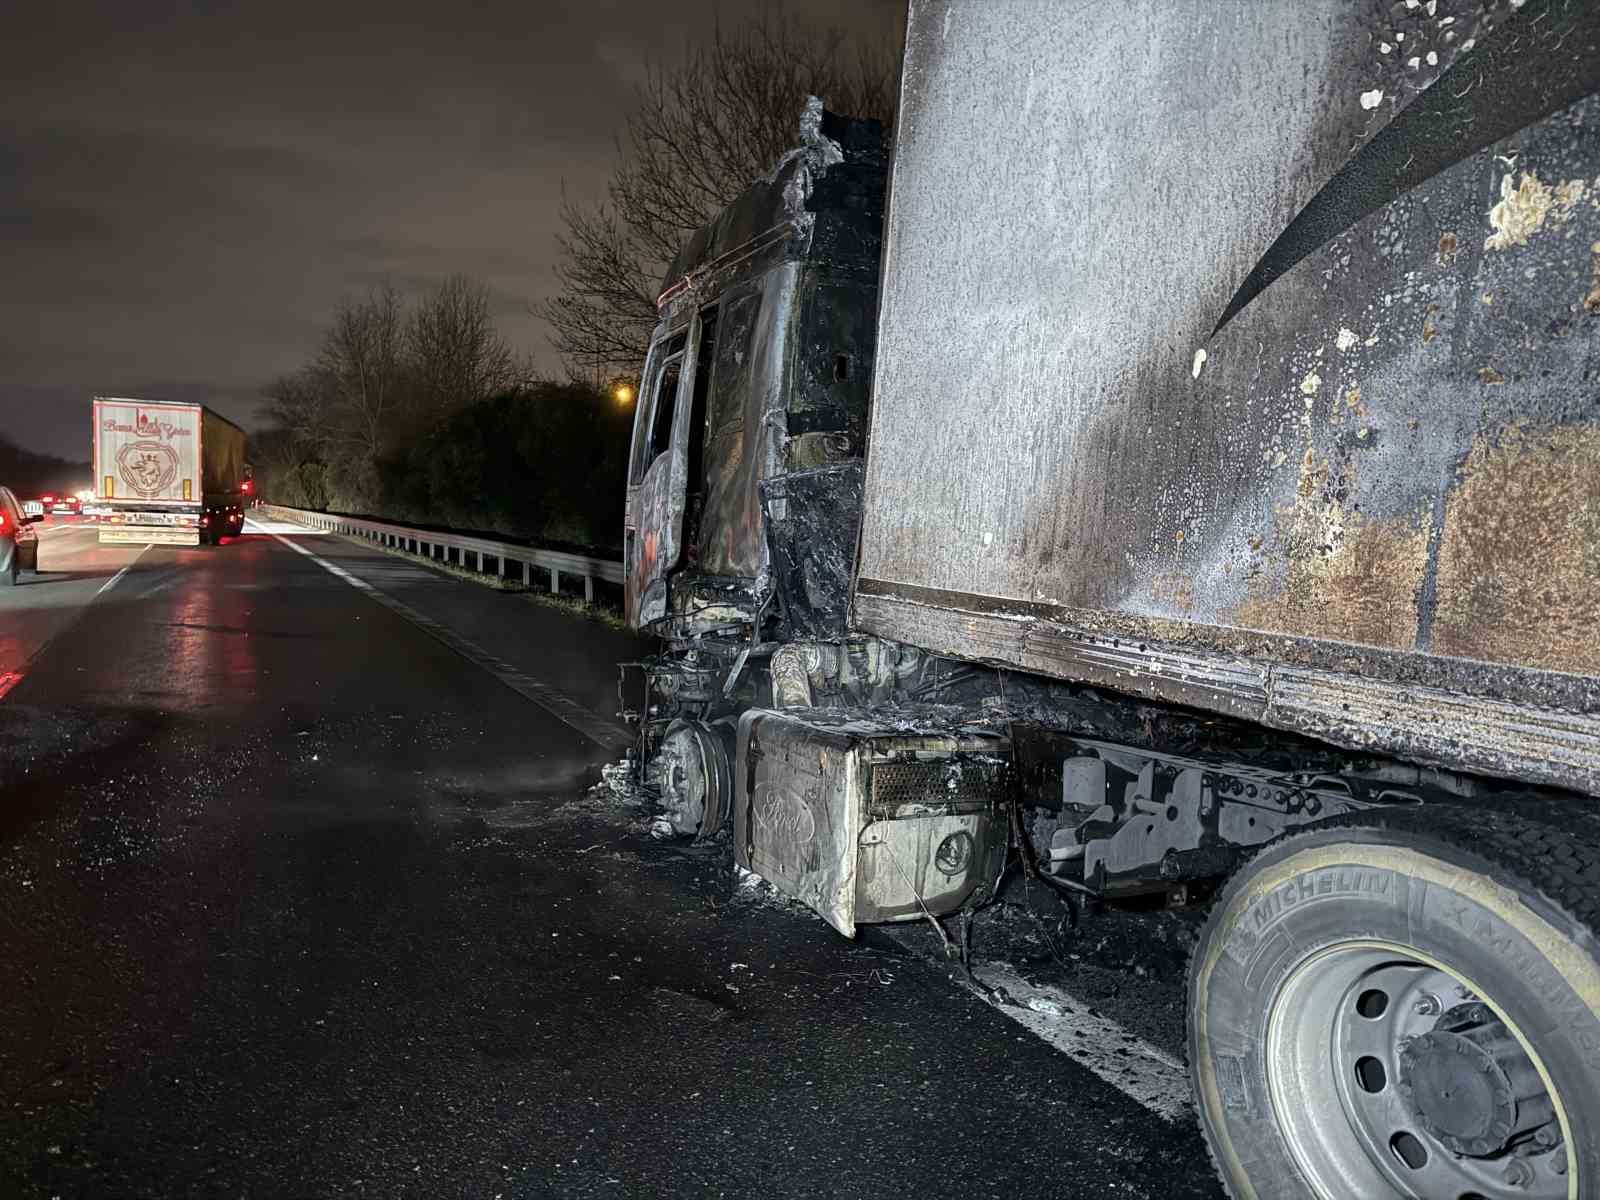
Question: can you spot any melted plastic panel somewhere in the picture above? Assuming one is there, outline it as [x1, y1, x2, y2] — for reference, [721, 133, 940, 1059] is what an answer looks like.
[694, 266, 799, 579]
[734, 707, 1008, 937]
[625, 329, 691, 627]
[760, 462, 864, 640]
[857, 0, 1600, 702]
[736, 710, 860, 936]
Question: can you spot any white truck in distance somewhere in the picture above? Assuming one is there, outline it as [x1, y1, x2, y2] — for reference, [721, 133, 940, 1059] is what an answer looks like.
[93, 397, 248, 546]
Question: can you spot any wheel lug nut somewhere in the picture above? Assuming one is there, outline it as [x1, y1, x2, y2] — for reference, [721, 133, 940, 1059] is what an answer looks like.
[1535, 1125, 1558, 1147]
[1502, 1159, 1535, 1188]
[1413, 993, 1441, 1016]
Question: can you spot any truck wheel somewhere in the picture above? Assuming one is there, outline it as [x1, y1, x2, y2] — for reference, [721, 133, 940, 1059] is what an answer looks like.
[1189, 807, 1599, 1199]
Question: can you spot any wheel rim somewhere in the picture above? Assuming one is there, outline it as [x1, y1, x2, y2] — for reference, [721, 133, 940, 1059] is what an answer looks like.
[652, 720, 731, 841]
[1265, 940, 1573, 1200]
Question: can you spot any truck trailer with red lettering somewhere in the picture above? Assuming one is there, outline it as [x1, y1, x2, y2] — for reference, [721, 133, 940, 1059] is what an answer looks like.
[93, 397, 247, 546]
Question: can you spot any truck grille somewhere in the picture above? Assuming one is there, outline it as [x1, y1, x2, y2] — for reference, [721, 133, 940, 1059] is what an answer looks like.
[868, 759, 1007, 816]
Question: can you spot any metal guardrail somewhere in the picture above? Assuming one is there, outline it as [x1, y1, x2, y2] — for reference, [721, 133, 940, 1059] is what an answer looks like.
[258, 503, 623, 601]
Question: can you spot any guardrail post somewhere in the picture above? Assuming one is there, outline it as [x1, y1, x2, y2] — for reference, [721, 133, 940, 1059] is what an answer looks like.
[522, 560, 531, 586]
[549, 566, 559, 594]
[497, 555, 506, 579]
[584, 574, 594, 603]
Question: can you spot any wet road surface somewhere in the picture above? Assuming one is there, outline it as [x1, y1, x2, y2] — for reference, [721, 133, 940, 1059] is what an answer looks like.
[0, 517, 148, 692]
[0, 519, 1223, 1198]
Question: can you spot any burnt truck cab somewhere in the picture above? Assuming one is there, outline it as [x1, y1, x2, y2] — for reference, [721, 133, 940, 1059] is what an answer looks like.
[625, 99, 883, 638]
[622, 101, 895, 838]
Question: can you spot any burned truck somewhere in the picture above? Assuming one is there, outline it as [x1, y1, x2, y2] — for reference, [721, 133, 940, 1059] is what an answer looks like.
[622, 2, 1600, 1197]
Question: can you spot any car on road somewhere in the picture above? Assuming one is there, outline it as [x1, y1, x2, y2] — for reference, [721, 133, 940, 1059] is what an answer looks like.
[46, 495, 80, 516]
[1, 487, 42, 585]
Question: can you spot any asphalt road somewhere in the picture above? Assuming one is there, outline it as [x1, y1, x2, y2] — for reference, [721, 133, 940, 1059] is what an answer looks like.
[0, 517, 149, 690]
[0, 516, 1224, 1199]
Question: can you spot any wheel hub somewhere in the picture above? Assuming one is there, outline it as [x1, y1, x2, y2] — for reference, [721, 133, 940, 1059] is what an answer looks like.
[1267, 947, 1571, 1199]
[651, 719, 733, 840]
[1398, 1002, 1555, 1157]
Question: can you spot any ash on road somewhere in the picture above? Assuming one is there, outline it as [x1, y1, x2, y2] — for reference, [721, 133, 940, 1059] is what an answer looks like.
[0, 520, 1221, 1198]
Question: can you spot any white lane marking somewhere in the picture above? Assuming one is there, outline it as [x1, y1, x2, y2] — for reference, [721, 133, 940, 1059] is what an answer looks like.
[95, 544, 152, 597]
[968, 961, 1193, 1123]
[263, 529, 631, 751]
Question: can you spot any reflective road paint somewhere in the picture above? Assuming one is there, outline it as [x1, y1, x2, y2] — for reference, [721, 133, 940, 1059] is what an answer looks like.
[971, 960, 1193, 1123]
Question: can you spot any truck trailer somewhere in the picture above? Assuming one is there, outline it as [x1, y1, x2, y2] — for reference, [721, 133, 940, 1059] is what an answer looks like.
[622, 2, 1600, 1197]
[93, 397, 248, 546]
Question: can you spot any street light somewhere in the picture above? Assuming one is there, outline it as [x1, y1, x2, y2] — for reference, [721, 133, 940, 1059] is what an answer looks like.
[614, 383, 635, 405]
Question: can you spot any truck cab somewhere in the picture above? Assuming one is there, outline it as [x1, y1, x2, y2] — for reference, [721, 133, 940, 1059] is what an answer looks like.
[622, 102, 893, 844]
[624, 100, 884, 641]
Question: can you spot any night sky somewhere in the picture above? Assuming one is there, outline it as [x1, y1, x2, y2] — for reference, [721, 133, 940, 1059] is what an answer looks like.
[1, 0, 903, 460]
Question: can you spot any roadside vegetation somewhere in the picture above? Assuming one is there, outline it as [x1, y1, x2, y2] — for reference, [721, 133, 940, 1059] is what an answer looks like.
[252, 13, 897, 555]
[251, 278, 629, 553]
[543, 13, 897, 384]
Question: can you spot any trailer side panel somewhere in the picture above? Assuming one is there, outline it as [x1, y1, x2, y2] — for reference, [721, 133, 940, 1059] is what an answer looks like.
[854, 0, 1600, 793]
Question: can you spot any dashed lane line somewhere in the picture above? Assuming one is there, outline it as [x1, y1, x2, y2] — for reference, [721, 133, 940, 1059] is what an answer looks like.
[95, 545, 151, 597]
[259, 526, 632, 751]
[968, 960, 1193, 1123]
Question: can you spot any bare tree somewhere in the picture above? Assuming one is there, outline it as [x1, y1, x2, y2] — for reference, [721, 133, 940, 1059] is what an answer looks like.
[319, 283, 407, 461]
[261, 366, 337, 447]
[408, 275, 518, 411]
[545, 199, 660, 382]
[543, 12, 898, 380]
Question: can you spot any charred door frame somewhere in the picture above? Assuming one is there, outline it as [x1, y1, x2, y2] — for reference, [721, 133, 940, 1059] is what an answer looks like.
[625, 307, 723, 629]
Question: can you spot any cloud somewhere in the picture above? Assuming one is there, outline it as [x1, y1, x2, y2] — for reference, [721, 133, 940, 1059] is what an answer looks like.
[0, 0, 903, 457]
